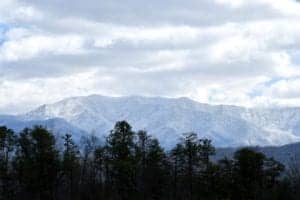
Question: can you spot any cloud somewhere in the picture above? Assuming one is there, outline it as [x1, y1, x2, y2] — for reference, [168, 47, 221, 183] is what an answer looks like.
[1, 0, 300, 113]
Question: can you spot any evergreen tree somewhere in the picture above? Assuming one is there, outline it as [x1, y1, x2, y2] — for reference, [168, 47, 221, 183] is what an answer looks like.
[135, 130, 150, 200]
[106, 121, 137, 200]
[0, 121, 290, 200]
[215, 158, 235, 199]
[197, 138, 216, 199]
[198, 138, 215, 170]
[78, 134, 100, 199]
[286, 155, 300, 199]
[232, 148, 266, 199]
[181, 133, 200, 200]
[143, 138, 169, 200]
[170, 143, 185, 200]
[14, 126, 59, 200]
[232, 148, 284, 200]
[135, 130, 169, 200]
[263, 157, 284, 188]
[92, 146, 106, 199]
[0, 126, 17, 200]
[62, 134, 80, 200]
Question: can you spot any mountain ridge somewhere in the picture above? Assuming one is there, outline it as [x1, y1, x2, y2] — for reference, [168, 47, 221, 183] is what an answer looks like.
[2, 94, 296, 148]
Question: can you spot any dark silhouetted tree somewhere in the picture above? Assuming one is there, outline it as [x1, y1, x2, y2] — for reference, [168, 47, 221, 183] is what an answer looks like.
[14, 126, 59, 200]
[62, 134, 80, 200]
[232, 148, 284, 200]
[135, 130, 169, 200]
[0, 126, 17, 200]
[0, 121, 289, 200]
[106, 121, 137, 200]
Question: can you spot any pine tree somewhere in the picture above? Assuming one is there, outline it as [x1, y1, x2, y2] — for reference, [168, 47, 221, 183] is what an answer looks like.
[0, 121, 290, 200]
[135, 130, 169, 200]
[0, 126, 17, 200]
[182, 133, 199, 200]
[197, 138, 215, 199]
[170, 143, 185, 200]
[92, 146, 106, 199]
[106, 121, 137, 200]
[170, 133, 201, 200]
[143, 138, 168, 200]
[215, 158, 235, 199]
[170, 133, 216, 200]
[232, 148, 268, 199]
[78, 134, 100, 199]
[198, 138, 215, 170]
[135, 130, 149, 200]
[62, 134, 80, 200]
[15, 126, 59, 200]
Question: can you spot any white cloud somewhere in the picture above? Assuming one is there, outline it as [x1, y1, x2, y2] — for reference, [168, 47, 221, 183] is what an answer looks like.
[264, 79, 300, 99]
[0, 33, 87, 61]
[0, 69, 115, 113]
[1, 0, 300, 113]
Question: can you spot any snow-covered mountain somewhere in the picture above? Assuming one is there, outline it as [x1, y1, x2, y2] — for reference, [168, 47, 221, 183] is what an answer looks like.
[2, 95, 300, 147]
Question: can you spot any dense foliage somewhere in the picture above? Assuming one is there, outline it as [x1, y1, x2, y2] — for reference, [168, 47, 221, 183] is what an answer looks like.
[0, 121, 299, 200]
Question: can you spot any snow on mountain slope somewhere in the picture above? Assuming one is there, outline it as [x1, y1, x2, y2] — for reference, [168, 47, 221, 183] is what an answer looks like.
[20, 95, 300, 147]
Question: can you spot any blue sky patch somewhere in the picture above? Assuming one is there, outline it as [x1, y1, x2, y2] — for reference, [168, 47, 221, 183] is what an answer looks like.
[0, 23, 9, 46]
[290, 51, 300, 65]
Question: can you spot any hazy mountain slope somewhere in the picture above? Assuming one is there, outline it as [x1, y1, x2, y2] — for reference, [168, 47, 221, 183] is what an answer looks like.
[20, 95, 300, 147]
[215, 142, 300, 167]
[0, 115, 87, 142]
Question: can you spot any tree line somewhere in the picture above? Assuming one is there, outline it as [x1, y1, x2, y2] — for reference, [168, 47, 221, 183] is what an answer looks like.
[1, 121, 300, 200]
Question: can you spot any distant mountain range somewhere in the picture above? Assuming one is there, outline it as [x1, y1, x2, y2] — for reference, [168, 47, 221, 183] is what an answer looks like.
[2, 95, 300, 148]
[215, 142, 300, 167]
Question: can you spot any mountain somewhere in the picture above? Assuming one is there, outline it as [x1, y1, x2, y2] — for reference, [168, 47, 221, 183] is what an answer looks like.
[0, 115, 86, 143]
[215, 142, 300, 167]
[0, 94, 297, 148]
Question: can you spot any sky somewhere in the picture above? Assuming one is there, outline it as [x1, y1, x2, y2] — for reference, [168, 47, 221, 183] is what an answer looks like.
[1, 0, 300, 114]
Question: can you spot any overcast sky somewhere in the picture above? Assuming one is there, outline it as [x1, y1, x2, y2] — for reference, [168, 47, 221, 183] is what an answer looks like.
[1, 0, 300, 114]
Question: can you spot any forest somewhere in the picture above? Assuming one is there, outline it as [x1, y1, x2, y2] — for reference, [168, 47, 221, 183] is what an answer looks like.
[0, 121, 300, 200]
